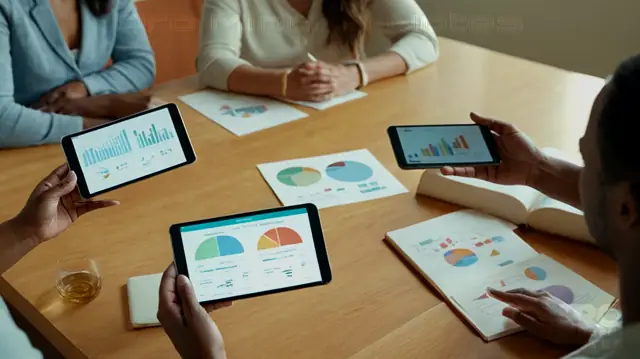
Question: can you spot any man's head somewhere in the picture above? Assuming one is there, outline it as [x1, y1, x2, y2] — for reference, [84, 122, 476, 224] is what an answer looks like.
[580, 54, 640, 259]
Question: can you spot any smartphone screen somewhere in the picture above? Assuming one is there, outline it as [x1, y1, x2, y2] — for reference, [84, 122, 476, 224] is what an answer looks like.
[388, 125, 500, 169]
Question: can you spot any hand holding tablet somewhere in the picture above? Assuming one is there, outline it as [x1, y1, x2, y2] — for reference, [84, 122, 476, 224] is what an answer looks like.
[169, 204, 332, 304]
[62, 104, 196, 198]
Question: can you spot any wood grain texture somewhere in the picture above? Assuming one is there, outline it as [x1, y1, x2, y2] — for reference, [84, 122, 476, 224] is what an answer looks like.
[0, 38, 613, 359]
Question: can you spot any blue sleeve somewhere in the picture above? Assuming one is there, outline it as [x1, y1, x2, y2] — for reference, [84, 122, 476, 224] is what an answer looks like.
[83, 0, 156, 95]
[0, 3, 82, 148]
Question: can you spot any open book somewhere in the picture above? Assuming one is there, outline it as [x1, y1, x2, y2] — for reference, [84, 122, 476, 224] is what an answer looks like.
[416, 149, 592, 243]
[386, 210, 614, 341]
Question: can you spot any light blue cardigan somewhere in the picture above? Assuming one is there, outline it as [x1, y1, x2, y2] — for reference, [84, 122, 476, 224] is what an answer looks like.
[0, 0, 156, 148]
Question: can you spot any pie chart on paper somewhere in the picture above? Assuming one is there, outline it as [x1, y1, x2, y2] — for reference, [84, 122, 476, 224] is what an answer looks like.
[277, 167, 322, 187]
[258, 227, 303, 250]
[325, 161, 374, 182]
[444, 248, 478, 267]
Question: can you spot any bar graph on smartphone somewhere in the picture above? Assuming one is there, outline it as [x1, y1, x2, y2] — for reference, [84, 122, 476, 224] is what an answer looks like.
[133, 124, 175, 149]
[81, 130, 133, 167]
[421, 135, 469, 157]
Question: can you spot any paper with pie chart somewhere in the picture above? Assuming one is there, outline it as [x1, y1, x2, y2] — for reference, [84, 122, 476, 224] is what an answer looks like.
[257, 149, 408, 209]
[451, 255, 615, 340]
[179, 207, 323, 302]
[386, 210, 537, 295]
[179, 90, 308, 136]
[385, 210, 614, 341]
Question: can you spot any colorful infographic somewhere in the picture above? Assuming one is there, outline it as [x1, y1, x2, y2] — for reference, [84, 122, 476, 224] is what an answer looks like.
[257, 149, 408, 209]
[195, 235, 245, 260]
[444, 248, 479, 267]
[179, 90, 308, 136]
[258, 227, 304, 250]
[325, 161, 374, 182]
[277, 167, 322, 187]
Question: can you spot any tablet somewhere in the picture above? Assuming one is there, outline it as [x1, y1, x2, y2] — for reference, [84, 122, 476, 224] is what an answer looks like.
[387, 125, 501, 169]
[170, 204, 331, 304]
[61, 104, 196, 198]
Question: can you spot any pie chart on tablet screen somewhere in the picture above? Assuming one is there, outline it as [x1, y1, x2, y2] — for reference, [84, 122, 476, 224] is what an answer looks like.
[258, 227, 303, 250]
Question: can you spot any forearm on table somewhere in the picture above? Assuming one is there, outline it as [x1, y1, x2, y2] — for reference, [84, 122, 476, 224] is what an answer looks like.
[225, 65, 286, 98]
[0, 101, 82, 147]
[362, 52, 409, 84]
[0, 219, 36, 274]
[530, 155, 583, 209]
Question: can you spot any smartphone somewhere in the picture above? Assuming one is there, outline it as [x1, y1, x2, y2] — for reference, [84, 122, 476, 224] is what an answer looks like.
[387, 125, 501, 169]
[61, 104, 196, 198]
[169, 204, 332, 304]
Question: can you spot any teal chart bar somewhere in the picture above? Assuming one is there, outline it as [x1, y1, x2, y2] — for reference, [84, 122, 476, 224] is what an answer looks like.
[82, 130, 133, 167]
[133, 124, 175, 149]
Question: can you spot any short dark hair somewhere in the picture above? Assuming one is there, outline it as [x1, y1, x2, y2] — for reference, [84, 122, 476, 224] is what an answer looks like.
[598, 54, 640, 191]
[85, 0, 111, 17]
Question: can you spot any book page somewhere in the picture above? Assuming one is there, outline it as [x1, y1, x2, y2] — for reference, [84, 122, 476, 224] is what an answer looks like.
[386, 210, 538, 296]
[417, 171, 540, 225]
[527, 196, 593, 243]
[452, 255, 614, 340]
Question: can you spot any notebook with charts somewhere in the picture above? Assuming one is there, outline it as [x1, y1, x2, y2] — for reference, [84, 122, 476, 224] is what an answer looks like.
[385, 210, 614, 341]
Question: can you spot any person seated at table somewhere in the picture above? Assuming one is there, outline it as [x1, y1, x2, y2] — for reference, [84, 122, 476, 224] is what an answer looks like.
[0, 0, 156, 148]
[197, 0, 438, 102]
[440, 54, 640, 357]
[0, 166, 231, 358]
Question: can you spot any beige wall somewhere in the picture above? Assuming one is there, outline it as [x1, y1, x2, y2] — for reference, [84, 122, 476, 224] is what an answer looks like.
[417, 0, 639, 77]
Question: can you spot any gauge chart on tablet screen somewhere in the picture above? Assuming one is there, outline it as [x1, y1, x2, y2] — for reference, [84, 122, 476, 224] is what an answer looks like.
[258, 227, 303, 250]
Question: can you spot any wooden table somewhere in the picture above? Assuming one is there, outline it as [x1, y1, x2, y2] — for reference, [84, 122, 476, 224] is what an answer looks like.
[0, 38, 616, 359]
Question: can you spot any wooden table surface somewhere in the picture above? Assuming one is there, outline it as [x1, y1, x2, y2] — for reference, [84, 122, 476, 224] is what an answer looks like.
[0, 38, 617, 359]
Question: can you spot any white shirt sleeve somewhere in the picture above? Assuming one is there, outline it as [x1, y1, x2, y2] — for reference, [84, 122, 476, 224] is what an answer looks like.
[0, 298, 43, 359]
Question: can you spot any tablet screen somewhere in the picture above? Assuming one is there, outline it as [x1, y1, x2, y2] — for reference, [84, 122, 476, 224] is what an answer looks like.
[397, 125, 494, 165]
[71, 107, 187, 194]
[179, 208, 324, 302]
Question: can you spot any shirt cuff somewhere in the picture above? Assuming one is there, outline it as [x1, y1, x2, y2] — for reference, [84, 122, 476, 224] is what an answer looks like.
[49, 114, 83, 142]
[83, 74, 110, 96]
[389, 36, 439, 74]
[198, 57, 252, 91]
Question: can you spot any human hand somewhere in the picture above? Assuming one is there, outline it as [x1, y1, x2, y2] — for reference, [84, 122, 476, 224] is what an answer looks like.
[11, 165, 119, 245]
[285, 61, 359, 102]
[34, 81, 89, 109]
[440, 113, 545, 186]
[158, 263, 232, 359]
[489, 288, 597, 346]
[40, 93, 152, 119]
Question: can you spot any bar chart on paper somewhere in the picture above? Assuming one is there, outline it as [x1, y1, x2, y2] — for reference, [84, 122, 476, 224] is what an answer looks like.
[133, 124, 176, 149]
[81, 130, 133, 167]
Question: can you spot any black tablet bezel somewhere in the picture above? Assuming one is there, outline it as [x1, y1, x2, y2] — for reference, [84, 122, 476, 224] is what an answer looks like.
[61, 103, 196, 198]
[169, 203, 332, 305]
[387, 124, 501, 169]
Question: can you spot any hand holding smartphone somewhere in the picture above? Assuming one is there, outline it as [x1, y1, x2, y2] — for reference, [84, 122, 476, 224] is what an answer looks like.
[387, 125, 501, 169]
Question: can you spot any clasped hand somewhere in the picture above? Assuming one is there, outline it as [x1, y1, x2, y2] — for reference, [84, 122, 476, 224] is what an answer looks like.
[33, 81, 157, 119]
[286, 61, 360, 102]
